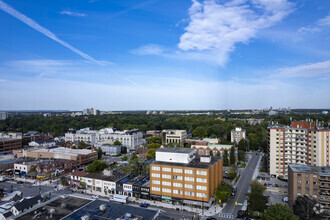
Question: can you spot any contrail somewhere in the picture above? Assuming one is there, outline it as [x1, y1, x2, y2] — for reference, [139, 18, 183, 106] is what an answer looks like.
[0, 0, 98, 64]
[0, 0, 140, 86]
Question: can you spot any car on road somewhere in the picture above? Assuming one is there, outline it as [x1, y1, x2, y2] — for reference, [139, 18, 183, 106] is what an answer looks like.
[17, 181, 23, 184]
[206, 218, 217, 220]
[140, 203, 149, 208]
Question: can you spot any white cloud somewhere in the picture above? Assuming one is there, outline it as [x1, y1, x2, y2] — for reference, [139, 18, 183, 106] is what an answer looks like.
[130, 44, 166, 56]
[317, 14, 330, 26]
[60, 10, 86, 17]
[272, 60, 330, 78]
[178, 0, 293, 65]
[0, 0, 99, 64]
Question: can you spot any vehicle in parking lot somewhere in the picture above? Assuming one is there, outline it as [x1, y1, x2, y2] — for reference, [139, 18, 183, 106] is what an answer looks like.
[264, 183, 267, 187]
[268, 183, 272, 187]
[282, 197, 288, 202]
[140, 203, 149, 208]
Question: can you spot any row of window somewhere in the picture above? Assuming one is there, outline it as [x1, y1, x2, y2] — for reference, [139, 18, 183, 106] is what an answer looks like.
[151, 166, 207, 175]
[151, 187, 207, 197]
[151, 174, 207, 183]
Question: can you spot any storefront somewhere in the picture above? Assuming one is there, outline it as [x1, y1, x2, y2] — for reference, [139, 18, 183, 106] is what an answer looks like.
[150, 194, 161, 201]
[161, 195, 172, 204]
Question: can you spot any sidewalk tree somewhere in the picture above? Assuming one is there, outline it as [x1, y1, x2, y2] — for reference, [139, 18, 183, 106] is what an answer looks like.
[223, 149, 229, 166]
[227, 170, 237, 180]
[215, 182, 233, 203]
[247, 180, 268, 213]
[262, 204, 298, 220]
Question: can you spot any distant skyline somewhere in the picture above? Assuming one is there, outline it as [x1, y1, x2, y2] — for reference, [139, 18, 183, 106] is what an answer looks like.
[0, 0, 330, 110]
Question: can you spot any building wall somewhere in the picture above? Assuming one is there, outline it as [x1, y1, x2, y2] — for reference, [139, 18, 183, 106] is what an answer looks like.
[162, 130, 187, 145]
[149, 158, 223, 202]
[0, 139, 22, 152]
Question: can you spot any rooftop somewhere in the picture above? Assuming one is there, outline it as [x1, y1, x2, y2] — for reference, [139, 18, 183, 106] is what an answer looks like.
[152, 156, 221, 169]
[27, 147, 95, 156]
[62, 200, 157, 220]
[289, 164, 330, 176]
[85, 171, 127, 182]
[156, 148, 195, 154]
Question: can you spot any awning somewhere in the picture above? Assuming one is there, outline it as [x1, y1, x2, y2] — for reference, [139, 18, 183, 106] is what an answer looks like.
[37, 174, 50, 178]
[183, 199, 212, 207]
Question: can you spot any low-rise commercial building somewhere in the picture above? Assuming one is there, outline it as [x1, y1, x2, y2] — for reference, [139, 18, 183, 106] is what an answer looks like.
[149, 148, 223, 208]
[0, 138, 22, 153]
[288, 164, 330, 218]
[21, 147, 97, 165]
[162, 130, 187, 145]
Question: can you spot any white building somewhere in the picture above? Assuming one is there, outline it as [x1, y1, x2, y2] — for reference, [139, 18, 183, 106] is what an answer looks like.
[231, 127, 246, 143]
[0, 132, 22, 139]
[155, 148, 196, 164]
[65, 127, 145, 151]
[28, 139, 56, 148]
[99, 145, 121, 156]
[268, 121, 330, 179]
[0, 112, 7, 120]
[162, 130, 187, 145]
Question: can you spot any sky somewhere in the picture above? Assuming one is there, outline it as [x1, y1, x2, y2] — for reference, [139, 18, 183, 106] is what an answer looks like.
[0, 0, 329, 111]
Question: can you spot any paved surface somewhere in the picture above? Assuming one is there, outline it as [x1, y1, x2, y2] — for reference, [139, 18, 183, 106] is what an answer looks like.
[220, 152, 262, 219]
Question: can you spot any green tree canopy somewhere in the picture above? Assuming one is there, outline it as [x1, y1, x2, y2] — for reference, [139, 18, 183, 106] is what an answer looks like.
[87, 160, 109, 173]
[215, 182, 233, 203]
[147, 148, 156, 159]
[114, 140, 122, 146]
[223, 149, 229, 166]
[262, 204, 299, 220]
[192, 126, 208, 138]
[247, 180, 268, 213]
[230, 146, 236, 165]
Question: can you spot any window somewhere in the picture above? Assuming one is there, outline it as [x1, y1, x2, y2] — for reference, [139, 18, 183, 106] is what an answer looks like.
[196, 170, 207, 176]
[184, 177, 194, 182]
[184, 191, 194, 196]
[297, 180, 301, 184]
[196, 185, 207, 190]
[305, 181, 309, 184]
[152, 173, 160, 178]
[162, 181, 171, 186]
[305, 187, 309, 191]
[173, 175, 183, 180]
[196, 193, 207, 198]
[185, 184, 194, 189]
[162, 167, 171, 172]
[173, 190, 183, 195]
[185, 169, 194, 174]
[162, 188, 171, 193]
[162, 174, 171, 179]
[173, 168, 182, 173]
[197, 178, 207, 183]
[173, 182, 182, 187]
[152, 187, 160, 191]
[152, 180, 160, 185]
[152, 166, 160, 171]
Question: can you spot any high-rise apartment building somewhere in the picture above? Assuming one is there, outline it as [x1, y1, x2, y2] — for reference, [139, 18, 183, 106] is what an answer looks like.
[288, 164, 330, 219]
[231, 127, 246, 143]
[149, 148, 223, 208]
[268, 121, 330, 178]
[0, 112, 8, 120]
[162, 130, 187, 145]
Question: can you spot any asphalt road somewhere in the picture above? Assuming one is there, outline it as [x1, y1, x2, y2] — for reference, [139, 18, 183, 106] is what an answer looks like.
[219, 152, 262, 219]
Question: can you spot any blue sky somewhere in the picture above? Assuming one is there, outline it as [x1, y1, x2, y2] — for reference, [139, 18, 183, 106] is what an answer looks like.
[0, 0, 329, 110]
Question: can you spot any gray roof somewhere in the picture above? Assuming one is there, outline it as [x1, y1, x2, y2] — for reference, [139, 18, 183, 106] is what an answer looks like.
[85, 171, 127, 182]
[13, 195, 42, 212]
[289, 164, 330, 176]
[156, 147, 195, 153]
[152, 156, 221, 169]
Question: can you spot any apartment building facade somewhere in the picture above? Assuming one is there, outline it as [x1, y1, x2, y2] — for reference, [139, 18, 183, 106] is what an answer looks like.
[149, 148, 223, 208]
[65, 127, 145, 151]
[268, 121, 330, 178]
[0, 138, 22, 152]
[231, 127, 246, 143]
[288, 164, 330, 219]
[162, 130, 187, 145]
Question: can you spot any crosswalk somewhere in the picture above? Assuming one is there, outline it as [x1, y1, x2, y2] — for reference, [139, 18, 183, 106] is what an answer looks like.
[218, 213, 235, 219]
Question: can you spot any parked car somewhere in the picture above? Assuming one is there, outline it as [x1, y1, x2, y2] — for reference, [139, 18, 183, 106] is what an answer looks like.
[282, 197, 288, 202]
[223, 175, 229, 179]
[17, 181, 23, 184]
[275, 184, 279, 187]
[264, 183, 267, 187]
[206, 218, 217, 220]
[140, 203, 149, 208]
[268, 183, 273, 187]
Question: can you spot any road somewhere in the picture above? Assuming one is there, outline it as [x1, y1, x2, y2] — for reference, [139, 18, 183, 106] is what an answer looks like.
[219, 152, 262, 219]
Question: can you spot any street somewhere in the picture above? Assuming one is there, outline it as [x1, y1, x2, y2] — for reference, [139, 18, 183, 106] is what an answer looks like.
[219, 152, 262, 219]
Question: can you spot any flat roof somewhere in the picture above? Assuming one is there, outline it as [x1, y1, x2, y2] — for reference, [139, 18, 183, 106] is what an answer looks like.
[62, 200, 157, 220]
[28, 147, 95, 156]
[85, 171, 127, 182]
[152, 156, 221, 169]
[156, 148, 195, 153]
[289, 164, 330, 176]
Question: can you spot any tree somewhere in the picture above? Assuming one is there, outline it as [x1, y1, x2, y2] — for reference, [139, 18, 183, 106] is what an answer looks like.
[97, 148, 103, 159]
[247, 180, 268, 213]
[192, 126, 208, 138]
[147, 143, 161, 149]
[262, 204, 298, 220]
[147, 137, 162, 144]
[122, 155, 128, 161]
[114, 140, 122, 146]
[223, 149, 229, 166]
[147, 148, 156, 159]
[29, 165, 36, 173]
[227, 170, 237, 180]
[87, 160, 108, 173]
[293, 196, 322, 220]
[78, 141, 88, 149]
[230, 146, 236, 165]
[123, 154, 141, 175]
[238, 139, 248, 151]
[215, 182, 233, 203]
[238, 150, 246, 162]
